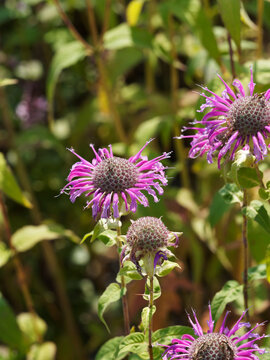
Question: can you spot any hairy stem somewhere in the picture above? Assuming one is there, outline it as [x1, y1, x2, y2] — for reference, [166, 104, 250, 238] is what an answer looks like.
[168, 14, 190, 189]
[148, 276, 154, 360]
[0, 193, 41, 342]
[242, 189, 249, 321]
[117, 222, 130, 335]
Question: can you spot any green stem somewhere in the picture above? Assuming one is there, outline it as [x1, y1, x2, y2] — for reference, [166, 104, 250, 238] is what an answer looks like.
[148, 276, 154, 360]
[117, 222, 130, 335]
[242, 189, 249, 321]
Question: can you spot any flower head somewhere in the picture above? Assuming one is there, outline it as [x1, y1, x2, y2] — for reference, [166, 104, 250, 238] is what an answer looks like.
[162, 305, 266, 360]
[121, 216, 179, 276]
[179, 68, 270, 168]
[61, 140, 170, 219]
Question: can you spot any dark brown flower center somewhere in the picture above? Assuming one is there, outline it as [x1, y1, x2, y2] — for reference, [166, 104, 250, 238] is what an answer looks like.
[92, 157, 139, 193]
[227, 95, 270, 137]
[126, 217, 169, 253]
[189, 333, 236, 360]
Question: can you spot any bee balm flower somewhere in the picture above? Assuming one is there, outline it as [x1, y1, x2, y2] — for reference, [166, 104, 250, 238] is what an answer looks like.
[121, 217, 179, 276]
[162, 305, 266, 360]
[179, 68, 270, 168]
[61, 140, 170, 219]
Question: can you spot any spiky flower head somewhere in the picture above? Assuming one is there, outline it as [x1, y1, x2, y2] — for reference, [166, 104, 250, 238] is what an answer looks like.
[162, 305, 266, 360]
[61, 140, 170, 219]
[122, 217, 180, 277]
[179, 68, 270, 168]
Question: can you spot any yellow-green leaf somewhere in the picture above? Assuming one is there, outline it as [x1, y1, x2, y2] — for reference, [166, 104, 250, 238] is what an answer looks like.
[126, 0, 145, 26]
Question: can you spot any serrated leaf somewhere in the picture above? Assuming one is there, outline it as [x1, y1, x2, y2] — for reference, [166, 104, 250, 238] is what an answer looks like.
[211, 280, 243, 323]
[217, 0, 241, 49]
[0, 242, 12, 268]
[208, 191, 231, 227]
[219, 183, 243, 205]
[98, 283, 123, 332]
[242, 200, 270, 234]
[0, 153, 32, 208]
[17, 313, 47, 345]
[47, 41, 87, 123]
[127, 0, 145, 26]
[156, 260, 180, 277]
[237, 167, 260, 188]
[11, 224, 63, 252]
[104, 23, 152, 50]
[248, 264, 266, 282]
[117, 333, 147, 358]
[118, 261, 143, 281]
[95, 336, 126, 360]
[0, 293, 25, 351]
[27, 342, 57, 360]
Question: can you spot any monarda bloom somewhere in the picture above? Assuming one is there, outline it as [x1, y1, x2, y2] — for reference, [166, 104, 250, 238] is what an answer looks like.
[179, 68, 270, 168]
[162, 305, 266, 360]
[61, 140, 170, 219]
[121, 217, 180, 277]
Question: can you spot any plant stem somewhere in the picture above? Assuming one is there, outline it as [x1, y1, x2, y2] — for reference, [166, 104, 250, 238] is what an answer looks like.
[257, 0, 264, 58]
[0, 192, 42, 342]
[168, 14, 190, 189]
[116, 222, 130, 335]
[148, 276, 154, 360]
[242, 189, 249, 321]
[85, 0, 129, 144]
[227, 33, 236, 79]
[0, 87, 86, 360]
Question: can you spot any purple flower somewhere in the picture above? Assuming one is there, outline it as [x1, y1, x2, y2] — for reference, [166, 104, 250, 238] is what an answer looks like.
[121, 216, 179, 276]
[61, 140, 170, 219]
[162, 305, 266, 360]
[179, 68, 270, 168]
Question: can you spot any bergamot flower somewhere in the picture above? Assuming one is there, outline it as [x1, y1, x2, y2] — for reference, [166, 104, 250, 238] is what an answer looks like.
[162, 305, 266, 360]
[121, 216, 180, 277]
[179, 68, 270, 168]
[61, 140, 170, 219]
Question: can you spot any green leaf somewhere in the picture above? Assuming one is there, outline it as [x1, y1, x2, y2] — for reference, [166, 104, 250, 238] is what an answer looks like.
[95, 336, 126, 360]
[219, 183, 243, 205]
[0, 153, 32, 208]
[152, 325, 194, 344]
[0, 78, 18, 87]
[98, 283, 123, 332]
[126, 0, 145, 26]
[0, 293, 25, 351]
[211, 280, 243, 323]
[11, 224, 64, 252]
[98, 230, 118, 247]
[117, 333, 147, 359]
[140, 305, 156, 333]
[27, 342, 57, 360]
[143, 276, 161, 301]
[0, 242, 12, 268]
[242, 200, 270, 234]
[217, 0, 241, 49]
[194, 8, 221, 63]
[208, 191, 231, 227]
[118, 261, 143, 281]
[46, 41, 87, 122]
[248, 264, 266, 282]
[237, 167, 260, 189]
[266, 245, 270, 284]
[17, 313, 47, 345]
[104, 23, 152, 50]
[156, 260, 180, 277]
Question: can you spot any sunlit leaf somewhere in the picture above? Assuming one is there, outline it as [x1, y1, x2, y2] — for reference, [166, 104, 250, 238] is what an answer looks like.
[156, 260, 180, 277]
[118, 261, 143, 281]
[208, 191, 231, 227]
[95, 336, 126, 360]
[237, 167, 260, 188]
[17, 313, 47, 345]
[27, 342, 57, 360]
[143, 276, 161, 301]
[0, 78, 18, 87]
[242, 200, 270, 234]
[0, 242, 12, 268]
[266, 245, 270, 284]
[117, 333, 147, 359]
[217, 0, 241, 49]
[126, 0, 145, 26]
[0, 153, 32, 208]
[248, 264, 266, 282]
[140, 305, 156, 333]
[219, 183, 243, 205]
[211, 280, 243, 323]
[98, 283, 123, 332]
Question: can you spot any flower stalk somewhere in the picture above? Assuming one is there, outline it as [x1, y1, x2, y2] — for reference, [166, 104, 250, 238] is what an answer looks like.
[242, 188, 249, 321]
[148, 276, 154, 360]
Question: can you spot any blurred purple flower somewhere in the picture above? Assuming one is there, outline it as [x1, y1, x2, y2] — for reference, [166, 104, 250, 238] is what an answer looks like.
[121, 216, 179, 276]
[162, 305, 266, 360]
[61, 140, 171, 219]
[178, 68, 270, 168]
